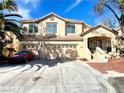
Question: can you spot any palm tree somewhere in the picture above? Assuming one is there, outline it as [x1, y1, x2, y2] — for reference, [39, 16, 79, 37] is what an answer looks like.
[0, 0, 23, 61]
[94, 0, 124, 55]
[1, 0, 18, 11]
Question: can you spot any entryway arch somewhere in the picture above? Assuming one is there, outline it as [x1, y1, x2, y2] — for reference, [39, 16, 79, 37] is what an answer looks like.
[88, 36, 111, 53]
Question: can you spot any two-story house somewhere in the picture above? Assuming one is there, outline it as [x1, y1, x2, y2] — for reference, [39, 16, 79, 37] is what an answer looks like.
[21, 13, 117, 60]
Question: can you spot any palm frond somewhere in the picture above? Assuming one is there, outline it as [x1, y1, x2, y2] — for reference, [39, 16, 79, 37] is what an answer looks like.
[0, 31, 6, 39]
[4, 19, 21, 24]
[6, 0, 18, 11]
[5, 14, 22, 18]
[2, 0, 6, 8]
[0, 0, 17, 11]
[3, 21, 24, 40]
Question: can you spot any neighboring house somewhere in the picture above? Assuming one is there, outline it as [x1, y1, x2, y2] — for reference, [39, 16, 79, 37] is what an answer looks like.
[21, 13, 117, 60]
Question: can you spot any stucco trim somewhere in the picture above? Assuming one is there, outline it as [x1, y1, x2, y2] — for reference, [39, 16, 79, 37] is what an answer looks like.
[81, 24, 118, 36]
[21, 12, 91, 27]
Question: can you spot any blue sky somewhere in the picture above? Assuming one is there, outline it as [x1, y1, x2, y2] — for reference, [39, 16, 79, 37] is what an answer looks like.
[15, 0, 110, 26]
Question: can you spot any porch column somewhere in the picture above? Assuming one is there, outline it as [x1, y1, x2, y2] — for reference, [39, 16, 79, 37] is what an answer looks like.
[81, 37, 91, 60]
[84, 37, 88, 48]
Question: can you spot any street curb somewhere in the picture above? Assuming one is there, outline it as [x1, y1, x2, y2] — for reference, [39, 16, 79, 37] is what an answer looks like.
[105, 71, 124, 78]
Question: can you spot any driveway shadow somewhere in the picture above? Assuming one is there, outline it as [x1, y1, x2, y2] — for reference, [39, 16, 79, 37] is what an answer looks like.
[0, 58, 75, 69]
[27, 59, 75, 67]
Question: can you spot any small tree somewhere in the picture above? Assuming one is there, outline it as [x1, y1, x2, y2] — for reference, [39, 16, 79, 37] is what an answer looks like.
[94, 0, 124, 55]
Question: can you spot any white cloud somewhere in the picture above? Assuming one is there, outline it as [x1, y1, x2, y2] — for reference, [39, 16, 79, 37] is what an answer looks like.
[64, 0, 82, 13]
[20, 0, 40, 8]
[17, 6, 31, 19]
[15, 0, 41, 19]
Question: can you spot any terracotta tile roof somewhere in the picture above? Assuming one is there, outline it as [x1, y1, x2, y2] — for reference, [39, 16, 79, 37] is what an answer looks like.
[22, 19, 38, 23]
[80, 24, 118, 36]
[21, 12, 91, 27]
[64, 18, 83, 24]
[23, 35, 83, 41]
[46, 36, 83, 41]
[64, 18, 92, 27]
[22, 16, 83, 24]
[23, 35, 37, 41]
[22, 18, 84, 24]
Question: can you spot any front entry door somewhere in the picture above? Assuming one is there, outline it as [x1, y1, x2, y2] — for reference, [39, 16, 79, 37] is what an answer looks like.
[96, 40, 102, 48]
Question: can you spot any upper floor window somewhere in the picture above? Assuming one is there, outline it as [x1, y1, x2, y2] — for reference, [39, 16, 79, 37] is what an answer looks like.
[46, 23, 57, 33]
[66, 24, 75, 33]
[29, 23, 38, 33]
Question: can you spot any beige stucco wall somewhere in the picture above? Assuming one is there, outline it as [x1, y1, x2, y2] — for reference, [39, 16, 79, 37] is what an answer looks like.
[21, 25, 117, 60]
[39, 16, 65, 36]
[83, 26, 91, 32]
[85, 27, 115, 38]
[22, 40, 84, 58]
[118, 29, 122, 36]
[66, 24, 83, 36]
[21, 14, 118, 60]
[81, 27, 116, 60]
[23, 16, 84, 37]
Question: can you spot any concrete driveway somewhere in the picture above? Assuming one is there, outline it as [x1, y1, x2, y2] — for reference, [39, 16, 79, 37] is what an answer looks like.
[0, 60, 115, 93]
